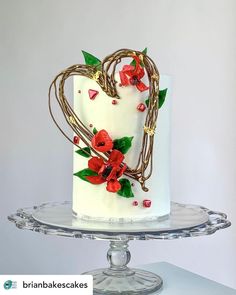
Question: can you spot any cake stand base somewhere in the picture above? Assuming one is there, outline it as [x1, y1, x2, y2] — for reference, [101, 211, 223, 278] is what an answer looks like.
[85, 268, 162, 295]
[83, 240, 162, 294]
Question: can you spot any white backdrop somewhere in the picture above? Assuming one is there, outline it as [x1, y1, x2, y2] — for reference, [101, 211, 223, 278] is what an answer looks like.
[0, 0, 236, 289]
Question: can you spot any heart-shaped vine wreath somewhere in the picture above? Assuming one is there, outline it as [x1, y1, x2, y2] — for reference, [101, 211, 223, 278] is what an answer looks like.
[48, 48, 160, 192]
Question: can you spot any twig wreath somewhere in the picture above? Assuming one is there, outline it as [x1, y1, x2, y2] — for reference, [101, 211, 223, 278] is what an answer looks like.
[48, 48, 160, 192]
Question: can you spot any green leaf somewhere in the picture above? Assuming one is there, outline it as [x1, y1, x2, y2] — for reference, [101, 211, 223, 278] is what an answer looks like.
[74, 168, 98, 182]
[75, 147, 91, 158]
[142, 47, 148, 55]
[82, 50, 101, 67]
[145, 88, 168, 109]
[159, 88, 168, 108]
[145, 98, 150, 107]
[113, 136, 133, 154]
[130, 48, 147, 67]
[117, 178, 134, 198]
[93, 127, 98, 135]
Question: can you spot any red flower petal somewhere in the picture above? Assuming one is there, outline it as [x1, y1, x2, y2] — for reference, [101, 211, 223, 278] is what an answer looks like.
[132, 56, 141, 75]
[136, 81, 149, 92]
[91, 129, 113, 152]
[122, 65, 135, 73]
[136, 67, 145, 79]
[86, 175, 106, 184]
[119, 71, 129, 86]
[106, 179, 121, 192]
[108, 150, 124, 166]
[88, 157, 104, 173]
[106, 167, 118, 182]
[116, 164, 127, 178]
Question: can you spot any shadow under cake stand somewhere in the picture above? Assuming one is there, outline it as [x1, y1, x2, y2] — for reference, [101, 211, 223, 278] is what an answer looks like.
[8, 201, 231, 294]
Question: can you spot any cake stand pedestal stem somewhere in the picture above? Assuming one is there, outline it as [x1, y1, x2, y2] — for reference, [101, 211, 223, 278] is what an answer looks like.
[83, 240, 163, 294]
[105, 240, 133, 273]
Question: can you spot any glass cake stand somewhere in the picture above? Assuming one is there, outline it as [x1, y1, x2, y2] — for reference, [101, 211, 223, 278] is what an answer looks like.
[8, 201, 231, 294]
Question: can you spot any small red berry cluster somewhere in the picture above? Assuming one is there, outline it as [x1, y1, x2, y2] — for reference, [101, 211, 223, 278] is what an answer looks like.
[86, 88, 147, 112]
[132, 199, 151, 208]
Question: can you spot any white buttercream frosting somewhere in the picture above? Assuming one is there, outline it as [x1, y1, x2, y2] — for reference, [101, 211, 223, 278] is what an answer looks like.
[73, 74, 171, 222]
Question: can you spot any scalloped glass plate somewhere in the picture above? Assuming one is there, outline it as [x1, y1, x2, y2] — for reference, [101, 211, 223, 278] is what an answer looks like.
[31, 202, 209, 233]
[8, 201, 231, 240]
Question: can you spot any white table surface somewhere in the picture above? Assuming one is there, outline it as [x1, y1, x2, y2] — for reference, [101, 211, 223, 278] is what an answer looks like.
[140, 262, 236, 295]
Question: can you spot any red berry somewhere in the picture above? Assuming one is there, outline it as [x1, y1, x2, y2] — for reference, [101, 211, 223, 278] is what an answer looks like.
[137, 103, 146, 112]
[133, 200, 139, 206]
[143, 199, 151, 208]
[73, 136, 79, 144]
[112, 100, 118, 105]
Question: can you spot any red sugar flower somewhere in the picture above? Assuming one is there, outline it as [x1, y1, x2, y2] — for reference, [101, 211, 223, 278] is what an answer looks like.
[119, 55, 149, 92]
[91, 129, 113, 152]
[86, 150, 127, 193]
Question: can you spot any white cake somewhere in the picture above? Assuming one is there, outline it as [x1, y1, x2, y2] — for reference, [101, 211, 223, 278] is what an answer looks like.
[72, 70, 171, 222]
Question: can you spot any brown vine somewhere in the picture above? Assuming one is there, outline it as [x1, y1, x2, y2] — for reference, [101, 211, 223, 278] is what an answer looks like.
[48, 48, 160, 191]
